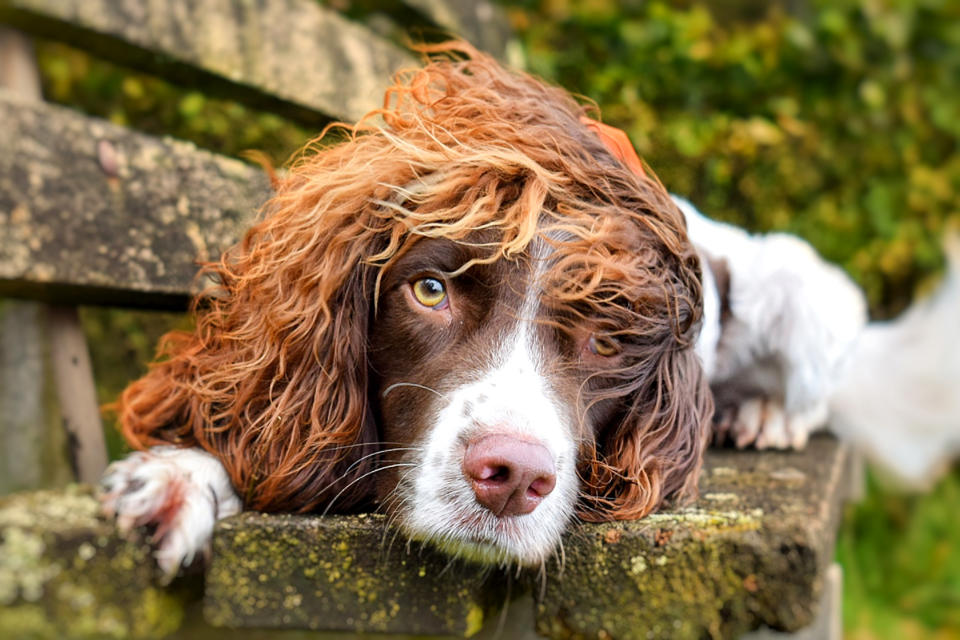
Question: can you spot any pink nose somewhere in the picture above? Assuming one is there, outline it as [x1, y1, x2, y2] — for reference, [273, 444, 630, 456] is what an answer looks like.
[462, 434, 557, 517]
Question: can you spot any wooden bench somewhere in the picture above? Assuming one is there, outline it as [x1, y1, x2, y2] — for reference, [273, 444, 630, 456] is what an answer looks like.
[0, 2, 854, 638]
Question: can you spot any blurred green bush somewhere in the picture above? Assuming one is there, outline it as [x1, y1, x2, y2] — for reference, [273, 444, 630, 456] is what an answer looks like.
[509, 0, 960, 317]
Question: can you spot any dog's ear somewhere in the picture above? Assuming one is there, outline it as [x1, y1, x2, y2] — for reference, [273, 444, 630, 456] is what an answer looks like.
[116, 160, 391, 515]
[578, 340, 712, 521]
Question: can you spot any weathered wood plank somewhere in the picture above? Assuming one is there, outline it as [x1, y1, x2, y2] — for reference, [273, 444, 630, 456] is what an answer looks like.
[403, 0, 512, 58]
[535, 435, 851, 639]
[0, 438, 849, 638]
[205, 435, 850, 638]
[0, 300, 72, 494]
[47, 304, 107, 483]
[0, 485, 192, 639]
[0, 26, 76, 495]
[0, 89, 270, 309]
[205, 513, 509, 636]
[0, 0, 417, 124]
[744, 564, 842, 639]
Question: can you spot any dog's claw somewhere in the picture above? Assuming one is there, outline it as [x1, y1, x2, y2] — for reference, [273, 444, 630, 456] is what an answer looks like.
[97, 447, 241, 583]
[718, 397, 820, 451]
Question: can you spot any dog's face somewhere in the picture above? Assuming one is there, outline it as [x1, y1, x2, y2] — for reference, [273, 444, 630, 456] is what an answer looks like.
[116, 44, 711, 569]
[366, 210, 702, 565]
[368, 235, 583, 564]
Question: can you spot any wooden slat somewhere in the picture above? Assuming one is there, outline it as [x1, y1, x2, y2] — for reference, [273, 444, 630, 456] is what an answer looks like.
[0, 89, 271, 309]
[206, 513, 507, 636]
[47, 304, 107, 483]
[203, 436, 851, 638]
[0, 0, 417, 124]
[535, 435, 851, 639]
[0, 486, 190, 638]
[0, 438, 850, 638]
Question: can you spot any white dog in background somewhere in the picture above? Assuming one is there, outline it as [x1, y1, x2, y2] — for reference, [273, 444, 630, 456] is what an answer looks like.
[679, 195, 960, 485]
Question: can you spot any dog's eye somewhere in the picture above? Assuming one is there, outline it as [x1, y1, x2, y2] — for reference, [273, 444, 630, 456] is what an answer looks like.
[588, 334, 620, 357]
[412, 277, 448, 308]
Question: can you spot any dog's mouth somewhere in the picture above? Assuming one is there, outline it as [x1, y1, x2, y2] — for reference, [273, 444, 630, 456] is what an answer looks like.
[390, 470, 577, 568]
[399, 509, 561, 567]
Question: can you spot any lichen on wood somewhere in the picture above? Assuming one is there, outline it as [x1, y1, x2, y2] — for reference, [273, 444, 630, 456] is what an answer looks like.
[0, 437, 850, 639]
[204, 512, 508, 637]
[0, 90, 270, 308]
[0, 485, 189, 639]
[534, 435, 851, 639]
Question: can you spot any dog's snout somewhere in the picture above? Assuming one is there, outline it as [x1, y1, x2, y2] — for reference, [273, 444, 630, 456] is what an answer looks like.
[463, 434, 557, 517]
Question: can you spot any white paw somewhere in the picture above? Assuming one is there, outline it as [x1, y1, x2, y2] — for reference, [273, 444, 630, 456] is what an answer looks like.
[715, 398, 826, 450]
[99, 446, 241, 582]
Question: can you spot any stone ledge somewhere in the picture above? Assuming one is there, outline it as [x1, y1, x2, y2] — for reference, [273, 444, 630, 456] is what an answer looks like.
[0, 436, 850, 639]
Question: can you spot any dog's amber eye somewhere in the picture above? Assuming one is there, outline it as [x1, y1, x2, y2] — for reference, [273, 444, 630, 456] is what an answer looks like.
[589, 334, 620, 357]
[412, 277, 447, 308]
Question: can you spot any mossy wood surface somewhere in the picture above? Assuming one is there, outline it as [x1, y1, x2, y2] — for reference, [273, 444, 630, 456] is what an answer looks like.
[536, 435, 850, 639]
[0, 484, 191, 639]
[0, 438, 849, 639]
[0, 89, 269, 309]
[206, 435, 850, 638]
[0, 0, 415, 125]
[205, 512, 507, 637]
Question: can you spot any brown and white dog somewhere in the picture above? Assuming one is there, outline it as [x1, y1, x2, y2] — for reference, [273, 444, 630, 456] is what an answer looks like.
[100, 43, 712, 579]
[100, 42, 960, 581]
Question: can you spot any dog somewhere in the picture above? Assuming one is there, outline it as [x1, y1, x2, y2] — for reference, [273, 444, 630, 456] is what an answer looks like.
[101, 42, 960, 581]
[99, 43, 713, 580]
[680, 196, 960, 483]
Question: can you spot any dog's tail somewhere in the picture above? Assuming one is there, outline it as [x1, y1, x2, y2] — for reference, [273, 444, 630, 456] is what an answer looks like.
[828, 233, 960, 486]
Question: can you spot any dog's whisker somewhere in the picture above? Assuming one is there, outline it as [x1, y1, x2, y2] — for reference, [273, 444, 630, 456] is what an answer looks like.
[334, 446, 421, 480]
[491, 572, 514, 640]
[322, 463, 416, 516]
[381, 382, 446, 399]
[317, 441, 411, 452]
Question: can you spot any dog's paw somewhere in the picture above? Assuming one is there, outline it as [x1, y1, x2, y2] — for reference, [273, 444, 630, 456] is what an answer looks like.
[714, 398, 826, 450]
[99, 446, 241, 582]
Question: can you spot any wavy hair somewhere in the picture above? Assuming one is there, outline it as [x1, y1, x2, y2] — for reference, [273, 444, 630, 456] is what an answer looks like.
[117, 42, 712, 519]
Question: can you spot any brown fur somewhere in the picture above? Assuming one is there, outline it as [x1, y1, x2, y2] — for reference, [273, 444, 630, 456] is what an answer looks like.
[116, 42, 712, 522]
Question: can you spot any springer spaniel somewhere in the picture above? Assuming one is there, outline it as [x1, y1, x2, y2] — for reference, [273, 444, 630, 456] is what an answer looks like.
[101, 42, 960, 580]
[681, 196, 960, 483]
[100, 43, 712, 580]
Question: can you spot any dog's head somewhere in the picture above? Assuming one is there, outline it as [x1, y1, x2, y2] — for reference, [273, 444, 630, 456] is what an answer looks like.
[119, 43, 712, 566]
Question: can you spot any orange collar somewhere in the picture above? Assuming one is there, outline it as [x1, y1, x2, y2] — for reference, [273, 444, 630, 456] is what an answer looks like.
[580, 116, 647, 179]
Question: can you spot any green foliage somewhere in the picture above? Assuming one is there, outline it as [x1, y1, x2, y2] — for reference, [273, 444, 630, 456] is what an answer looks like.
[837, 470, 960, 638]
[507, 0, 960, 317]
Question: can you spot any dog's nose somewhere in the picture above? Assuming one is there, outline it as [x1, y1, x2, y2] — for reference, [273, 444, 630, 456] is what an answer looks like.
[463, 434, 557, 517]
